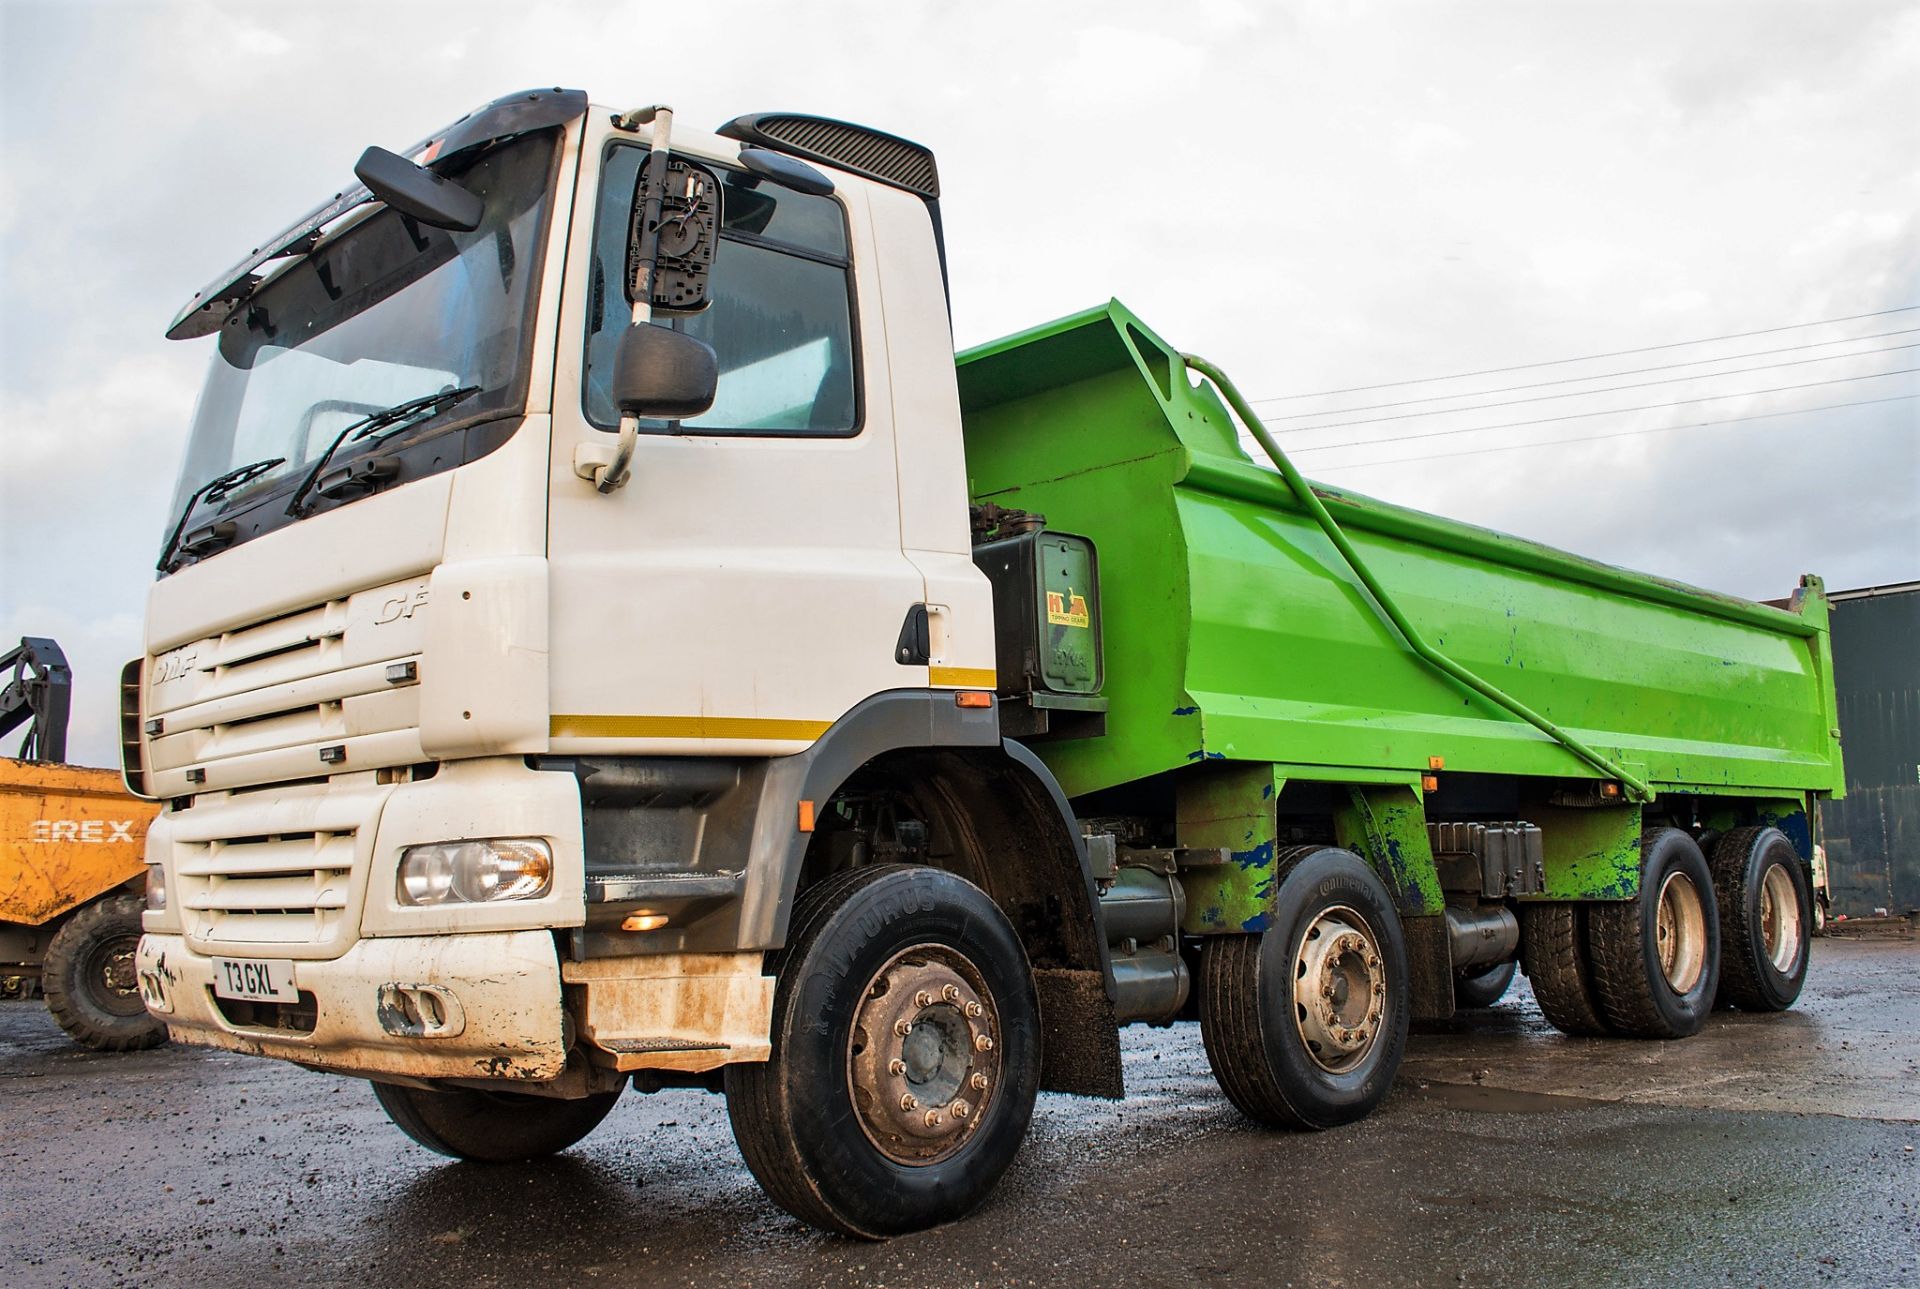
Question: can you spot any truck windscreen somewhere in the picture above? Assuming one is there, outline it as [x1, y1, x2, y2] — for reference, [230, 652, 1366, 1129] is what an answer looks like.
[161, 129, 561, 564]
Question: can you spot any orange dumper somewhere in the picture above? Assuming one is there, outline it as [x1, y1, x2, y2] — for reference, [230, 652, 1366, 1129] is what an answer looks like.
[1, 640, 165, 1050]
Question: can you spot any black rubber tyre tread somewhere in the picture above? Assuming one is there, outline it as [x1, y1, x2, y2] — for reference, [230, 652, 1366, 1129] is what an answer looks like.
[726, 865, 888, 1237]
[1519, 903, 1610, 1036]
[724, 863, 1041, 1239]
[370, 1080, 622, 1162]
[1453, 960, 1518, 1009]
[1586, 828, 1719, 1039]
[1197, 844, 1409, 1132]
[42, 893, 167, 1052]
[1710, 826, 1812, 1012]
[1199, 934, 1298, 1126]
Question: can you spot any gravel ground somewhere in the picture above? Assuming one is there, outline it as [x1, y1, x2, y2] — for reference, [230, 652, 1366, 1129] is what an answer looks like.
[2, 937, 1914, 1289]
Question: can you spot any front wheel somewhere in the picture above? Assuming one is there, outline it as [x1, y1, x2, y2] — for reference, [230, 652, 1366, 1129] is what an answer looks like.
[725, 864, 1041, 1239]
[1199, 846, 1410, 1131]
[42, 893, 167, 1052]
[372, 1082, 623, 1162]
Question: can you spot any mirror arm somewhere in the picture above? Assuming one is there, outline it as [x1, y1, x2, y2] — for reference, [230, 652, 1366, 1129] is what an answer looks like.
[588, 105, 674, 493]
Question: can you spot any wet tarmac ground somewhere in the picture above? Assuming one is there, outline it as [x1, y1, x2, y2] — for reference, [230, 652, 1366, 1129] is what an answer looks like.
[3, 936, 1915, 1289]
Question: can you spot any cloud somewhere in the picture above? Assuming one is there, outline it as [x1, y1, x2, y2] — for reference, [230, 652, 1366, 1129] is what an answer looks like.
[2, 0, 1916, 767]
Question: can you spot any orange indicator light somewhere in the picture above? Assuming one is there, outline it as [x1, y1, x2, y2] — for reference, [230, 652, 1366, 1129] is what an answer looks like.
[1422, 774, 1440, 793]
[621, 912, 669, 932]
[955, 691, 993, 709]
[798, 799, 816, 832]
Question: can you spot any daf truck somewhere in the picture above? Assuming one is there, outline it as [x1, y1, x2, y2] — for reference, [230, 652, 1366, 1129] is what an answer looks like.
[129, 89, 1841, 1237]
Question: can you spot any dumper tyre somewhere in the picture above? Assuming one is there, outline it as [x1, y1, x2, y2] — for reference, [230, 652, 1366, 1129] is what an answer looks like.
[724, 863, 1041, 1239]
[1519, 903, 1610, 1036]
[1198, 846, 1409, 1131]
[1709, 827, 1811, 1012]
[370, 1081, 623, 1162]
[1454, 960, 1517, 1009]
[1586, 829, 1720, 1039]
[41, 892, 166, 1052]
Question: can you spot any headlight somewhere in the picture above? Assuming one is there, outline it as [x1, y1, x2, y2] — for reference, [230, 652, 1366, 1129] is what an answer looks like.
[397, 839, 553, 905]
[145, 864, 167, 912]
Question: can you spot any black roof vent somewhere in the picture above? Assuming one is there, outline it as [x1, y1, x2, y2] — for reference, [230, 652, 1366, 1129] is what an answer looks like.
[717, 113, 938, 200]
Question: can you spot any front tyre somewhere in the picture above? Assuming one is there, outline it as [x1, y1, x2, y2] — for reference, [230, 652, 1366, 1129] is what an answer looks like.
[372, 1082, 623, 1162]
[1586, 828, 1720, 1039]
[1710, 827, 1812, 1012]
[42, 893, 167, 1052]
[1199, 846, 1410, 1131]
[724, 864, 1040, 1239]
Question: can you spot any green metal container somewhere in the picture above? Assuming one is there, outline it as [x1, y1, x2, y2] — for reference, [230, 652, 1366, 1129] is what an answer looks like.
[957, 301, 1845, 820]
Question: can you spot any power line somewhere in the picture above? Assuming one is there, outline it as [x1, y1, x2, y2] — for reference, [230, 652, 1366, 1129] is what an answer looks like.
[1283, 366, 1920, 454]
[1250, 303, 1920, 402]
[1299, 393, 1920, 472]
[1273, 342, 1920, 435]
[1251, 326, 1920, 418]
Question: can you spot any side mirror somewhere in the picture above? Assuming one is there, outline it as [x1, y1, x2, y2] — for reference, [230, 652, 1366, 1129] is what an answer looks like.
[354, 147, 484, 231]
[612, 322, 718, 420]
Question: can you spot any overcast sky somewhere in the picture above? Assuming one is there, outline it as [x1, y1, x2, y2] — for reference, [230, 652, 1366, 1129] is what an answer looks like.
[2, 0, 1916, 768]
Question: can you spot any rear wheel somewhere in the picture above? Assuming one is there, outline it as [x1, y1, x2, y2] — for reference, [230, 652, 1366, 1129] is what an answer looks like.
[1454, 960, 1517, 1009]
[1520, 903, 1610, 1036]
[725, 864, 1040, 1239]
[1586, 828, 1719, 1038]
[1710, 827, 1812, 1012]
[1199, 846, 1410, 1131]
[42, 893, 167, 1052]
[372, 1082, 622, 1162]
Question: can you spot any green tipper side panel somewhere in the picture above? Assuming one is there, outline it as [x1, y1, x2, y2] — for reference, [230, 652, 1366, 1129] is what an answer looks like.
[956, 301, 1846, 809]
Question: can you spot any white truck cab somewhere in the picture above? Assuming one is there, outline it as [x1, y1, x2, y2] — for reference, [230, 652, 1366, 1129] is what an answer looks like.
[129, 90, 1117, 1238]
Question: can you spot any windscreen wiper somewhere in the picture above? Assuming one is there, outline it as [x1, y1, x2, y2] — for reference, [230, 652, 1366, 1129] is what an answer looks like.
[156, 457, 288, 573]
[285, 384, 481, 518]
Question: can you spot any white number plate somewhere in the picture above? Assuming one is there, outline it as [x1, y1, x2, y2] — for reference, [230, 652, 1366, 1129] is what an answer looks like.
[210, 957, 298, 1003]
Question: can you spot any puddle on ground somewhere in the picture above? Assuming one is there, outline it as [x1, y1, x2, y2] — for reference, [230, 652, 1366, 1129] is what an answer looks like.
[1415, 1081, 1610, 1114]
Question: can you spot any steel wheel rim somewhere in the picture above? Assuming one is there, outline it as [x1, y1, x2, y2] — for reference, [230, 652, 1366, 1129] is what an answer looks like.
[847, 943, 1000, 1166]
[1654, 871, 1707, 993]
[1291, 906, 1386, 1074]
[1759, 862, 1803, 973]
[86, 934, 147, 1018]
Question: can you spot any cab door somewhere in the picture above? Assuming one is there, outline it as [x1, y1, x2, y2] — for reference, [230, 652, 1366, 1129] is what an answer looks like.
[545, 121, 926, 755]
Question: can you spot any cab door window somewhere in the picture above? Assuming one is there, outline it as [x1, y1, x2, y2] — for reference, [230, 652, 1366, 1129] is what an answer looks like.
[583, 147, 859, 436]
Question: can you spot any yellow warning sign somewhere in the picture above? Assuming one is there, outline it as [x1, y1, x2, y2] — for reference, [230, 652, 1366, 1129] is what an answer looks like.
[1046, 589, 1090, 629]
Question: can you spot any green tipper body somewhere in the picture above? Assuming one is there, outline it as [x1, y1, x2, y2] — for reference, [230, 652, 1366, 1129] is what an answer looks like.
[957, 301, 1844, 923]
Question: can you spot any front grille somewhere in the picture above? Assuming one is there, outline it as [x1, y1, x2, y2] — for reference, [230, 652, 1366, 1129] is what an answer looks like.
[175, 829, 357, 949]
[141, 576, 429, 797]
[164, 775, 390, 959]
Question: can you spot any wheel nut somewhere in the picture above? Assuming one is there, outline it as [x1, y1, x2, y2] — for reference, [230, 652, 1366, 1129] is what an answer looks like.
[974, 1033, 994, 1052]
[942, 984, 961, 1002]
[970, 1072, 989, 1091]
[924, 1110, 944, 1128]
[915, 990, 935, 1007]
[888, 1058, 907, 1077]
[951, 1099, 971, 1119]
[965, 1000, 983, 1018]
[900, 1093, 918, 1111]
[894, 1018, 913, 1037]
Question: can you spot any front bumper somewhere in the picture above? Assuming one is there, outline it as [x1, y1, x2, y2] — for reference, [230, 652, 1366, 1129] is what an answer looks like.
[137, 929, 568, 1081]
